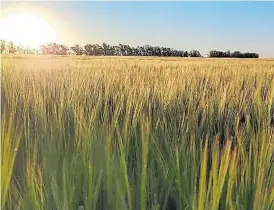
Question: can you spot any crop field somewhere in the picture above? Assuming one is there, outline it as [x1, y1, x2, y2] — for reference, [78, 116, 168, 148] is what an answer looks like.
[1, 55, 274, 210]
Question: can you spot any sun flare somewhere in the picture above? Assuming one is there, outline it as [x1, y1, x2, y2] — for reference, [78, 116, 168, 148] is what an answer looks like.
[0, 13, 56, 48]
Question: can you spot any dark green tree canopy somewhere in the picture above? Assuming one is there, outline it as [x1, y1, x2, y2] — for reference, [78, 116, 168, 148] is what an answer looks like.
[0, 40, 259, 58]
[208, 50, 259, 58]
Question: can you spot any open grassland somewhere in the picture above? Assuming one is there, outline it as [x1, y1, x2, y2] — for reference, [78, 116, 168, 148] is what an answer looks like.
[2, 56, 274, 210]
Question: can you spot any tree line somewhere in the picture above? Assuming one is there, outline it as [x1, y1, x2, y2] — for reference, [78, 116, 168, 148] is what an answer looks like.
[208, 50, 259, 58]
[1, 40, 259, 58]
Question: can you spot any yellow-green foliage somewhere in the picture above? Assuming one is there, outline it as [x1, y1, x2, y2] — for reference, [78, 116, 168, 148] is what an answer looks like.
[1, 55, 274, 209]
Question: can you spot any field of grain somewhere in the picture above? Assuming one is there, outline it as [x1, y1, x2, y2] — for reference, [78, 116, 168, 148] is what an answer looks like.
[2, 56, 274, 210]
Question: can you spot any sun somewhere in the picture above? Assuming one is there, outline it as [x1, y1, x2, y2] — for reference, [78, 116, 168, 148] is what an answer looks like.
[0, 13, 56, 49]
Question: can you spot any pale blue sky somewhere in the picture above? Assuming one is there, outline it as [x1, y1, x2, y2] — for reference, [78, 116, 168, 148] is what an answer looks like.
[2, 1, 274, 57]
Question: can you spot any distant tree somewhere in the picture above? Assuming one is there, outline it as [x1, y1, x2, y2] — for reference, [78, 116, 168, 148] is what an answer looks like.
[71, 45, 84, 55]
[144, 45, 151, 56]
[40, 43, 68, 55]
[242, 52, 259, 58]
[131, 47, 138, 56]
[56, 44, 68, 55]
[126, 45, 133, 56]
[208, 50, 259, 58]
[8, 41, 16, 54]
[17, 45, 37, 54]
[40, 44, 49, 54]
[208, 50, 218, 57]
[166, 47, 172, 56]
[209, 50, 229, 58]
[109, 45, 116, 56]
[47, 43, 58, 54]
[102, 43, 110, 55]
[1, 40, 6, 54]
[231, 51, 243, 58]
[15, 45, 24, 54]
[225, 50, 231, 57]
[95, 44, 103, 55]
[189, 50, 201, 57]
[84, 44, 94, 56]
[138, 46, 146, 56]
[183, 51, 189, 57]
[113, 45, 121, 56]
[84, 44, 103, 56]
[119, 44, 127, 56]
[154, 46, 161, 56]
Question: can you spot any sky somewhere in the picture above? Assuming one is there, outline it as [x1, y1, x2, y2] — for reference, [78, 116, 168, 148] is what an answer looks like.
[1, 1, 274, 57]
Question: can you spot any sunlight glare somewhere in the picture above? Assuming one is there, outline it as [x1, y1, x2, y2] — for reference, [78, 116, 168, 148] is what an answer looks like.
[0, 13, 56, 48]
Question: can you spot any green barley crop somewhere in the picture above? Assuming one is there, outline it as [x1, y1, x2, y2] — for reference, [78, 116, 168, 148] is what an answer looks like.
[1, 55, 274, 209]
